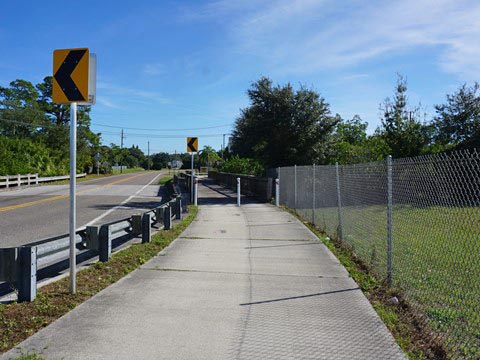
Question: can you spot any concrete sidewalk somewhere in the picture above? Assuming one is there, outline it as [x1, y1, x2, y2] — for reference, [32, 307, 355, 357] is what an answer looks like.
[3, 179, 405, 359]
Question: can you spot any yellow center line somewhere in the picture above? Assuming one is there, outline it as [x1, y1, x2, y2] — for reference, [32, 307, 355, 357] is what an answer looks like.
[0, 172, 151, 212]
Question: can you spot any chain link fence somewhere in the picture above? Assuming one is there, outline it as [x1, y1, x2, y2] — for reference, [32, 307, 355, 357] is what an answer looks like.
[276, 149, 480, 359]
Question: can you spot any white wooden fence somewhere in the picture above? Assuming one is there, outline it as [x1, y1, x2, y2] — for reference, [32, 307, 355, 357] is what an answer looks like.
[0, 173, 87, 189]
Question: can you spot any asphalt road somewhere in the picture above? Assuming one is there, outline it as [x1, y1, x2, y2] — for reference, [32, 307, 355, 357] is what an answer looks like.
[0, 171, 166, 247]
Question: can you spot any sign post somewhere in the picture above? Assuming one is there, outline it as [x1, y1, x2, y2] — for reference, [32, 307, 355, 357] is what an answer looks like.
[53, 48, 96, 295]
[94, 152, 100, 175]
[187, 137, 198, 203]
[69, 102, 77, 293]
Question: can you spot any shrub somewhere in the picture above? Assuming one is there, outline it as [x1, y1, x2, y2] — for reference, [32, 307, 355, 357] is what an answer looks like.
[219, 155, 264, 176]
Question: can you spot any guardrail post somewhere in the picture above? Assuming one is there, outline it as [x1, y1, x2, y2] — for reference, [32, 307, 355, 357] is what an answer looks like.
[5, 176, 9, 189]
[387, 155, 393, 286]
[0, 248, 17, 283]
[142, 213, 152, 243]
[237, 177, 241, 207]
[275, 178, 280, 207]
[27, 174, 31, 186]
[131, 214, 142, 236]
[18, 246, 37, 302]
[35, 173, 39, 185]
[164, 206, 172, 230]
[17, 174, 21, 187]
[86, 226, 100, 250]
[175, 197, 182, 220]
[155, 207, 165, 225]
[99, 225, 111, 262]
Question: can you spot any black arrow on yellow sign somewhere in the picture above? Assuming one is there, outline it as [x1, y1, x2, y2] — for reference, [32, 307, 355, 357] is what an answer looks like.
[54, 49, 88, 102]
[187, 137, 198, 152]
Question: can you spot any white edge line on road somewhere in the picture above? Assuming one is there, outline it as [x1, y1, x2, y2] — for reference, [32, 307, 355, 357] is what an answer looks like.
[83, 171, 165, 228]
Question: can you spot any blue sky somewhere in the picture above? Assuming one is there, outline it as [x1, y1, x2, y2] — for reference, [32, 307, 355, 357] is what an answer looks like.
[1, 0, 479, 154]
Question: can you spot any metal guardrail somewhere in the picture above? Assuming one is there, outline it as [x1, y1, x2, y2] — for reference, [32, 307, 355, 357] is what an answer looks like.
[0, 197, 182, 302]
[0, 173, 87, 189]
[176, 172, 197, 203]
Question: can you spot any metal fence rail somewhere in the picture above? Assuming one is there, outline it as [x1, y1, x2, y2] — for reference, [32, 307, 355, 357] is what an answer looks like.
[0, 173, 87, 189]
[0, 197, 183, 302]
[276, 149, 480, 359]
[208, 171, 273, 202]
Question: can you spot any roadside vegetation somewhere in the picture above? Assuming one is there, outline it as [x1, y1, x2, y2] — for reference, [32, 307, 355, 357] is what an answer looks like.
[305, 205, 479, 359]
[0, 205, 198, 354]
[227, 76, 480, 173]
[158, 174, 174, 186]
[0, 78, 159, 176]
[218, 155, 264, 176]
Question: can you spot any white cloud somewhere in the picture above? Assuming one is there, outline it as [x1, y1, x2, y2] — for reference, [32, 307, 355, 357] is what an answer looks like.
[97, 81, 171, 104]
[186, 0, 480, 79]
[97, 97, 122, 109]
[143, 63, 166, 76]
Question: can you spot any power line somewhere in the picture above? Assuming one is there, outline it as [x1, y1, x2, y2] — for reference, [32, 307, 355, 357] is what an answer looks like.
[0, 118, 232, 139]
[98, 131, 230, 138]
[0, 118, 233, 133]
[90, 122, 233, 132]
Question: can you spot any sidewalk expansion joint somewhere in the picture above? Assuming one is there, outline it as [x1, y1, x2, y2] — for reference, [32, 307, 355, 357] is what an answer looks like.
[140, 267, 349, 279]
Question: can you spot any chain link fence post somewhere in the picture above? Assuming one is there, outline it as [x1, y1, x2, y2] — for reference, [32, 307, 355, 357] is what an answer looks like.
[335, 162, 344, 241]
[294, 164, 297, 212]
[387, 155, 393, 286]
[312, 164, 315, 225]
[277, 167, 280, 205]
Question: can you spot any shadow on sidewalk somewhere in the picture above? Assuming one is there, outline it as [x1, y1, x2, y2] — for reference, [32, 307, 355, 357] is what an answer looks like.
[239, 287, 360, 306]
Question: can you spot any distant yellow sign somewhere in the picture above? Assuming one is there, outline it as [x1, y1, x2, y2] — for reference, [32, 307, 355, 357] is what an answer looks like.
[187, 137, 198, 152]
[52, 48, 89, 103]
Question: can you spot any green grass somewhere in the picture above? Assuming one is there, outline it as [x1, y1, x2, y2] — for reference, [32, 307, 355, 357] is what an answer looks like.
[158, 174, 173, 186]
[298, 204, 480, 359]
[12, 352, 44, 360]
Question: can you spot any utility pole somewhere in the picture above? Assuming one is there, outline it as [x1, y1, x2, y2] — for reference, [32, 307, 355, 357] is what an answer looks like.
[147, 141, 150, 170]
[120, 129, 126, 173]
[222, 134, 226, 161]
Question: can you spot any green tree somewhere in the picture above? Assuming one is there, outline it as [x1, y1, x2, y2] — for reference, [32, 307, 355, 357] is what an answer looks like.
[125, 145, 146, 168]
[219, 155, 264, 176]
[231, 77, 339, 167]
[151, 152, 172, 169]
[198, 146, 220, 167]
[433, 82, 480, 150]
[0, 79, 46, 137]
[378, 75, 430, 158]
[329, 115, 372, 164]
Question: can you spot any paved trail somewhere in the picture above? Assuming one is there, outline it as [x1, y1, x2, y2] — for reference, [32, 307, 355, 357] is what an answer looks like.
[2, 179, 405, 359]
